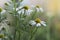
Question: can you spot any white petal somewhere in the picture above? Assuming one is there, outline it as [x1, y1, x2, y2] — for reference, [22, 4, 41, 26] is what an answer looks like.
[41, 21, 46, 23]
[36, 23, 41, 27]
[42, 23, 46, 26]
[18, 11, 21, 14]
[39, 8, 44, 12]
[28, 9, 33, 13]
[36, 8, 40, 12]
[29, 20, 36, 26]
[16, 8, 19, 11]
[40, 21, 46, 26]
[21, 9, 24, 14]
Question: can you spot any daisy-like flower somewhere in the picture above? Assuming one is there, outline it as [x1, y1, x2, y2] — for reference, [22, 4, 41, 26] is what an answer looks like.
[29, 18, 46, 27]
[35, 5, 44, 12]
[17, 5, 33, 15]
[35, 18, 46, 27]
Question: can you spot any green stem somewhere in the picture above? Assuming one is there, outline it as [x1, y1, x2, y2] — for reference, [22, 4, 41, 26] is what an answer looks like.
[30, 27, 38, 40]
[13, 29, 16, 40]
[18, 31, 21, 40]
[47, 17, 53, 40]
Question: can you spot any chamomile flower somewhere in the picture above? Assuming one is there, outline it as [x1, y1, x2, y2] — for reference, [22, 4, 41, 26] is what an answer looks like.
[35, 18, 46, 27]
[29, 18, 46, 27]
[36, 5, 44, 12]
[17, 6, 33, 15]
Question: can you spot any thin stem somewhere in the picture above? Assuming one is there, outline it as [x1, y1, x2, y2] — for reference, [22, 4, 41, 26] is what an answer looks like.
[30, 27, 38, 40]
[47, 17, 53, 40]
[18, 31, 21, 40]
[13, 28, 16, 40]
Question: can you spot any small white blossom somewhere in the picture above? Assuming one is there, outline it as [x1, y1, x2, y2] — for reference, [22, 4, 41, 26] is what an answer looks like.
[29, 18, 46, 27]
[36, 23, 41, 27]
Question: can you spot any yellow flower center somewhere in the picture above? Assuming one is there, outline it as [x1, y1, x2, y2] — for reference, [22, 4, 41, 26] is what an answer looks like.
[23, 6, 29, 10]
[4, 3, 9, 6]
[35, 18, 41, 23]
[0, 7, 2, 12]
[0, 34, 4, 38]
[36, 5, 40, 8]
[19, 0, 23, 2]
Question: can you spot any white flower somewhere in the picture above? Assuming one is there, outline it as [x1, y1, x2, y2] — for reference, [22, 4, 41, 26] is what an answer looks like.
[29, 20, 36, 26]
[29, 18, 46, 27]
[36, 23, 41, 27]
[17, 8, 33, 15]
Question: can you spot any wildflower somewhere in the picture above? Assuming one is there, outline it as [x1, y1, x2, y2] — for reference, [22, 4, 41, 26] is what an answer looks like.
[35, 18, 46, 27]
[35, 5, 44, 12]
[29, 18, 46, 27]
[0, 34, 4, 38]
[17, 6, 33, 15]
[0, 7, 2, 12]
